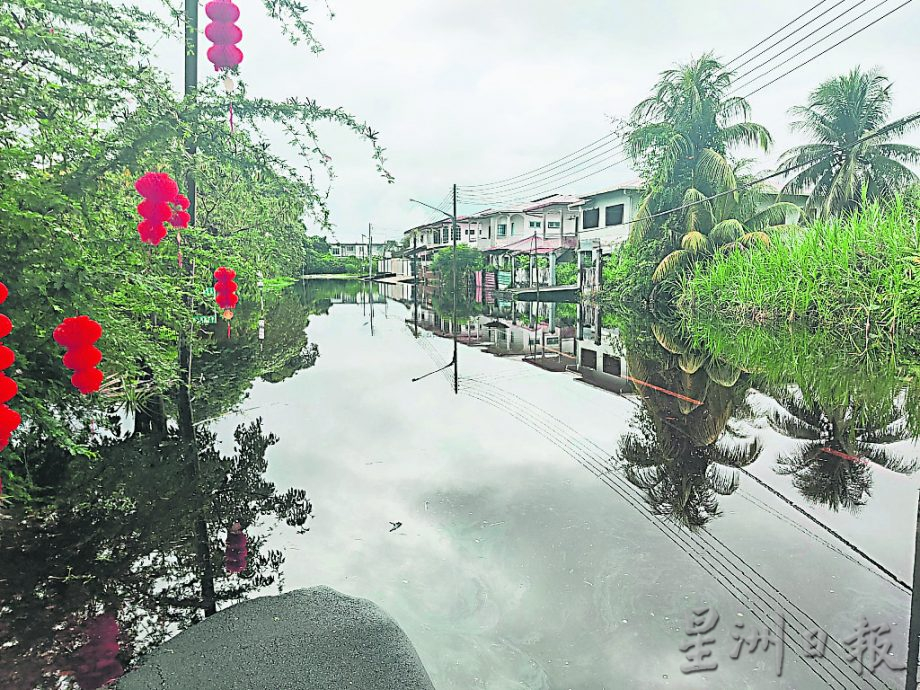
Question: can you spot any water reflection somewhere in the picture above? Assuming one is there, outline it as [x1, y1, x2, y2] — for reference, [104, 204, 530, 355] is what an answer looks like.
[0, 286, 321, 689]
[3, 278, 920, 689]
[412, 282, 919, 518]
[613, 320, 758, 528]
[768, 388, 917, 511]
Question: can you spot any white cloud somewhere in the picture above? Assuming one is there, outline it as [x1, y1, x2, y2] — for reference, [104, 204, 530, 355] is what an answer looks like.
[152, 0, 920, 241]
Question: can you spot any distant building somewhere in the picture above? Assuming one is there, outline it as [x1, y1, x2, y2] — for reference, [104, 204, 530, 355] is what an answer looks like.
[330, 241, 387, 259]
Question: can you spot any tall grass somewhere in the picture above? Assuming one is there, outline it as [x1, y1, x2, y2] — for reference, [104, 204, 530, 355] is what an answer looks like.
[680, 198, 920, 335]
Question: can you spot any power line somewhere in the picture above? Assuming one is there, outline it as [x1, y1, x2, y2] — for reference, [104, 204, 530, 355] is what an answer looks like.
[443, 0, 910, 216]
[459, 139, 625, 198]
[462, 131, 618, 189]
[739, 0, 915, 98]
[723, 0, 837, 68]
[731, 0, 895, 93]
[586, 114, 920, 231]
[458, 145, 629, 203]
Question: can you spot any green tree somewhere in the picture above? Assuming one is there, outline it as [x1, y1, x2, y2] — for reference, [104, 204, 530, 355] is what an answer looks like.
[0, 0, 390, 496]
[768, 391, 915, 511]
[430, 244, 484, 288]
[624, 54, 790, 283]
[779, 68, 920, 218]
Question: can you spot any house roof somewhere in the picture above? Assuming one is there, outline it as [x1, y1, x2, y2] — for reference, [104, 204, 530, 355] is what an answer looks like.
[523, 194, 583, 212]
[570, 180, 645, 206]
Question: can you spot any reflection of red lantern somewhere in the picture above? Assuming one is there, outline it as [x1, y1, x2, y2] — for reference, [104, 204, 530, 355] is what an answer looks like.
[54, 316, 104, 394]
[205, 0, 243, 72]
[72, 613, 124, 690]
[225, 521, 248, 574]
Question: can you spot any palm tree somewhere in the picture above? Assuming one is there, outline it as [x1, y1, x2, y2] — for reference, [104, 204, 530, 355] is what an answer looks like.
[767, 390, 916, 511]
[779, 68, 920, 218]
[625, 54, 786, 281]
[652, 167, 801, 282]
[616, 320, 759, 528]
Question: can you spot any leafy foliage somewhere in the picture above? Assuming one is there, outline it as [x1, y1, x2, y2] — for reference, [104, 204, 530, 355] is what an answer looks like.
[622, 54, 791, 285]
[779, 68, 920, 218]
[0, 0, 389, 494]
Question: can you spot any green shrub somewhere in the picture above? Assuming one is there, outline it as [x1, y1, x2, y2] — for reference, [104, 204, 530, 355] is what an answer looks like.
[681, 198, 920, 334]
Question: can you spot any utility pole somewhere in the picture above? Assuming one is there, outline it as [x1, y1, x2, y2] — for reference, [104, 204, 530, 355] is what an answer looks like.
[412, 229, 419, 337]
[906, 489, 920, 689]
[452, 183, 458, 395]
[407, 192, 459, 394]
[181, 0, 216, 620]
[368, 222, 373, 283]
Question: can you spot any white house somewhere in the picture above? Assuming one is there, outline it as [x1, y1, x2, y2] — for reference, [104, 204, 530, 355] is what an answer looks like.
[330, 241, 387, 259]
[570, 181, 645, 252]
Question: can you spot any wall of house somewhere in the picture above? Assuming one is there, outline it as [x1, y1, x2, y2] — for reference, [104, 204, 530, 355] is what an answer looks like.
[578, 189, 641, 250]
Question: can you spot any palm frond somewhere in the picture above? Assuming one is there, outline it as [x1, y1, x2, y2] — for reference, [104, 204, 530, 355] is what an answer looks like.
[652, 249, 688, 282]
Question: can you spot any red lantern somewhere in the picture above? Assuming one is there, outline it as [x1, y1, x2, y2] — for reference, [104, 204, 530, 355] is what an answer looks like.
[0, 374, 17, 403]
[54, 316, 104, 395]
[205, 0, 243, 72]
[134, 172, 178, 203]
[0, 314, 10, 339]
[0, 345, 14, 370]
[135, 173, 188, 246]
[0, 404, 21, 451]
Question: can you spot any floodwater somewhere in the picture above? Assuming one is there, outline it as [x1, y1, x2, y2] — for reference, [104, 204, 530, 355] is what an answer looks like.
[3, 279, 920, 690]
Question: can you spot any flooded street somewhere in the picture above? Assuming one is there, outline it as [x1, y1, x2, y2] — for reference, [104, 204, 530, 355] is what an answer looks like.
[3, 280, 919, 689]
[195, 281, 919, 688]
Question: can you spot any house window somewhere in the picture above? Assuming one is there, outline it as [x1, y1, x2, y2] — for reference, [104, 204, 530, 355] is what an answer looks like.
[452, 227, 460, 240]
[547, 221, 561, 229]
[529, 221, 542, 229]
[331, 247, 341, 256]
[583, 208, 600, 229]
[441, 228, 449, 243]
[511, 221, 516, 235]
[582, 348, 597, 369]
[498, 223, 507, 237]
[603, 354, 622, 376]
[605, 204, 625, 226]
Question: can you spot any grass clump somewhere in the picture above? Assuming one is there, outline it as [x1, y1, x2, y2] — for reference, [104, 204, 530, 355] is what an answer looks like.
[680, 197, 920, 335]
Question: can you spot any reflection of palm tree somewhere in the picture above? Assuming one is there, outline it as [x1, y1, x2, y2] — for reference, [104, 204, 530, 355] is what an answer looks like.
[768, 392, 916, 511]
[616, 322, 756, 528]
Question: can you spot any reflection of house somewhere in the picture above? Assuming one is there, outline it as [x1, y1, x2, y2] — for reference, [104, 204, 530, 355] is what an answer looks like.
[573, 307, 632, 394]
[330, 241, 387, 259]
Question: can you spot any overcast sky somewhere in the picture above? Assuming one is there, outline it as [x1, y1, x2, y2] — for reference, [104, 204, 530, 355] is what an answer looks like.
[155, 0, 920, 241]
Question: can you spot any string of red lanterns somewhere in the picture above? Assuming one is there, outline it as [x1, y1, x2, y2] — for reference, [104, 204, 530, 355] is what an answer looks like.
[225, 521, 248, 574]
[0, 281, 21, 470]
[205, 0, 244, 72]
[135, 172, 190, 246]
[53, 316, 104, 394]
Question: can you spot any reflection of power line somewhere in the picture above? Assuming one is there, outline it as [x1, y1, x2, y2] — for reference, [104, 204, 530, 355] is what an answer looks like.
[467, 382, 889, 688]
[414, 325, 910, 606]
[411, 324, 895, 689]
[738, 466, 911, 590]
[460, 383, 884, 690]
[737, 489, 910, 593]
